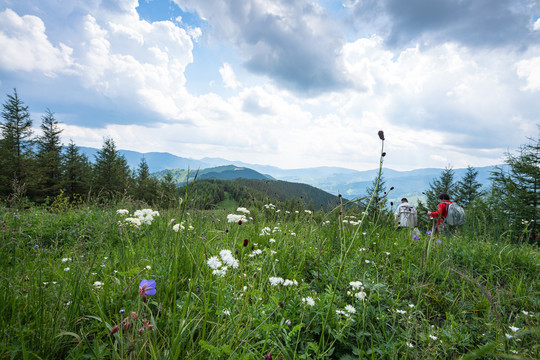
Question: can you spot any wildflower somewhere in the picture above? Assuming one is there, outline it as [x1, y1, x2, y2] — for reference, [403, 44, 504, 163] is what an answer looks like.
[436, 239, 442, 245]
[269, 238, 276, 243]
[223, 309, 231, 316]
[283, 279, 298, 286]
[265, 353, 272, 360]
[119, 309, 125, 314]
[139, 279, 157, 296]
[220, 250, 239, 269]
[412, 234, 419, 241]
[406, 342, 414, 348]
[213, 268, 227, 277]
[116, 209, 129, 215]
[345, 305, 356, 314]
[304, 210, 312, 214]
[429, 335, 438, 340]
[43, 282, 49, 285]
[227, 214, 247, 223]
[396, 309, 406, 314]
[505, 333, 513, 339]
[237, 207, 250, 214]
[350, 281, 363, 289]
[260, 227, 271, 235]
[173, 223, 184, 232]
[34, 244, 39, 249]
[243, 238, 249, 247]
[64, 267, 70, 271]
[269, 277, 284, 286]
[521, 310, 529, 316]
[93, 281, 104, 289]
[355, 291, 367, 300]
[509, 326, 519, 332]
[426, 230, 432, 236]
[510, 350, 518, 354]
[302, 297, 315, 306]
[365, 260, 370, 264]
[207, 256, 222, 270]
[62, 257, 71, 262]
[408, 304, 415, 308]
[24, 276, 29, 281]
[109, 325, 120, 336]
[249, 249, 263, 257]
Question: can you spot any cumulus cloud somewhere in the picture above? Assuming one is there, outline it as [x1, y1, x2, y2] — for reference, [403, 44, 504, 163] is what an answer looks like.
[347, 0, 540, 49]
[0, 9, 73, 74]
[220, 63, 241, 89]
[174, 0, 350, 94]
[516, 56, 540, 91]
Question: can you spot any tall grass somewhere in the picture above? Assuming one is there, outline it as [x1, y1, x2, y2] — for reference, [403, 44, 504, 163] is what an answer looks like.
[0, 194, 538, 359]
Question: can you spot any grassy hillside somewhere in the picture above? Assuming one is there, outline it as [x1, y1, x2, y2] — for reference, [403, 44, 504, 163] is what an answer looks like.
[153, 165, 273, 184]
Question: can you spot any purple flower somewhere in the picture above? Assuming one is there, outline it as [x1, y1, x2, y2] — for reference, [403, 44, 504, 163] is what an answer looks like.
[139, 279, 156, 296]
[412, 234, 419, 241]
[34, 244, 39, 249]
[243, 238, 249, 247]
[436, 239, 442, 245]
[426, 230, 432, 236]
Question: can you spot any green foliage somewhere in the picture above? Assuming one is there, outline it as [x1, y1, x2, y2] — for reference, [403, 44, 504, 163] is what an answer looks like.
[62, 141, 92, 201]
[425, 166, 455, 211]
[35, 109, 64, 201]
[454, 166, 484, 207]
[490, 135, 540, 244]
[93, 137, 131, 197]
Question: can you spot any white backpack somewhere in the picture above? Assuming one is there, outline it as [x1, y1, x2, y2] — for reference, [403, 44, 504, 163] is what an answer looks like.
[445, 202, 465, 226]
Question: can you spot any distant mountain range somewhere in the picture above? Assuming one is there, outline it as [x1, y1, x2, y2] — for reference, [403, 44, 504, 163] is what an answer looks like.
[76, 146, 501, 203]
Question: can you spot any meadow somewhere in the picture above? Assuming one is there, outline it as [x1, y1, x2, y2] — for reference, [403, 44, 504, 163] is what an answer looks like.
[0, 194, 538, 360]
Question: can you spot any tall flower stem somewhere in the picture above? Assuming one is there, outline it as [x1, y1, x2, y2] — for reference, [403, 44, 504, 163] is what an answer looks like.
[318, 133, 385, 352]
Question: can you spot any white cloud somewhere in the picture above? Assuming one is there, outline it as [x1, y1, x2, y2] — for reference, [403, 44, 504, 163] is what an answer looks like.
[0, 9, 73, 74]
[516, 56, 540, 91]
[534, 18, 540, 31]
[220, 63, 241, 89]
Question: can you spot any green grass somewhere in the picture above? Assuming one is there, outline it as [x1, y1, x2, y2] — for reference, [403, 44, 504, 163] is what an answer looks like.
[0, 202, 538, 359]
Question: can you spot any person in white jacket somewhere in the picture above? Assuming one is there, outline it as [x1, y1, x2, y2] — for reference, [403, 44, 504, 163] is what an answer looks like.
[395, 198, 417, 229]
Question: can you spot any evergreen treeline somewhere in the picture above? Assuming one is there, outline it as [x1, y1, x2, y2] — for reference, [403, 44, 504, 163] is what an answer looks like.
[0, 89, 178, 208]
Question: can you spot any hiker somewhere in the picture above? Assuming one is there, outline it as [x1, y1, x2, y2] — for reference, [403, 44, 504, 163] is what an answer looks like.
[428, 193, 452, 235]
[395, 198, 418, 230]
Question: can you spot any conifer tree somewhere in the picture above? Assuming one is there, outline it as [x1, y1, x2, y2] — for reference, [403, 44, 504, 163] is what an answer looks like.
[36, 109, 64, 201]
[93, 137, 131, 196]
[62, 141, 91, 201]
[454, 166, 484, 207]
[365, 174, 387, 212]
[424, 167, 455, 211]
[135, 157, 159, 204]
[0, 89, 34, 196]
[491, 135, 539, 243]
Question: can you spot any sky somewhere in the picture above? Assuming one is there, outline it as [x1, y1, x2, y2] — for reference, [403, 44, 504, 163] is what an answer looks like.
[0, 0, 539, 171]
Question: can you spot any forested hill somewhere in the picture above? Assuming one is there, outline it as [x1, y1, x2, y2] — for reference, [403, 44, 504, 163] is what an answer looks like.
[178, 178, 344, 212]
[153, 165, 273, 183]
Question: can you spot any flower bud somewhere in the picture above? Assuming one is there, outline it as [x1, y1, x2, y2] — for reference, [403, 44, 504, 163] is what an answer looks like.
[109, 325, 120, 336]
[378, 130, 385, 140]
[243, 238, 249, 247]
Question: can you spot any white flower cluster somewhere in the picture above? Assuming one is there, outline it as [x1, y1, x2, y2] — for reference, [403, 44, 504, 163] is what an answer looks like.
[263, 203, 276, 210]
[172, 221, 193, 232]
[248, 249, 263, 257]
[227, 214, 248, 223]
[260, 227, 271, 235]
[302, 296, 315, 306]
[207, 250, 239, 277]
[122, 208, 160, 227]
[237, 207, 250, 214]
[268, 277, 298, 287]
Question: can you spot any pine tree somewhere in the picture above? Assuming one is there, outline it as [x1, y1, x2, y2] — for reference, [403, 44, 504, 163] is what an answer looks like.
[424, 167, 455, 211]
[135, 157, 159, 204]
[365, 174, 387, 212]
[0, 89, 34, 196]
[93, 137, 131, 196]
[62, 141, 91, 201]
[454, 166, 484, 207]
[36, 109, 64, 201]
[491, 135, 539, 243]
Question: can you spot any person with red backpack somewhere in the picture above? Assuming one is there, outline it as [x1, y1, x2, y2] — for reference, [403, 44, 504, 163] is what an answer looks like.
[428, 193, 452, 235]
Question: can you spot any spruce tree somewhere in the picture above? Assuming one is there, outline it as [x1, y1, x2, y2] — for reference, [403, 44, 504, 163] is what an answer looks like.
[365, 174, 387, 212]
[424, 167, 455, 211]
[135, 157, 159, 204]
[93, 137, 131, 196]
[0, 89, 34, 196]
[491, 135, 539, 243]
[62, 141, 91, 201]
[36, 109, 64, 201]
[454, 166, 484, 207]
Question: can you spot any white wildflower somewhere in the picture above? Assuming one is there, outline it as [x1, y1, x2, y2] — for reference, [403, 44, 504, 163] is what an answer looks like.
[220, 250, 239, 269]
[269, 277, 284, 286]
[227, 214, 247, 223]
[396, 309, 406, 314]
[283, 279, 298, 286]
[345, 305, 356, 314]
[260, 227, 271, 236]
[64, 267, 70, 271]
[406, 342, 414, 348]
[145, 265, 151, 270]
[302, 297, 315, 307]
[236, 207, 250, 214]
[61, 257, 71, 262]
[349, 281, 363, 289]
[93, 281, 104, 289]
[509, 326, 519, 332]
[429, 335, 438, 340]
[207, 256, 222, 270]
[213, 267, 228, 277]
[408, 304, 415, 308]
[223, 309, 231, 316]
[505, 333, 513, 339]
[269, 238, 276, 243]
[116, 209, 129, 215]
[521, 310, 529, 316]
[355, 291, 367, 300]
